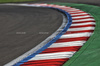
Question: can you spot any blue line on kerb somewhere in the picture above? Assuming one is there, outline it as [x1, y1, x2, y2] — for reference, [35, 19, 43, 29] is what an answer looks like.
[14, 6, 72, 66]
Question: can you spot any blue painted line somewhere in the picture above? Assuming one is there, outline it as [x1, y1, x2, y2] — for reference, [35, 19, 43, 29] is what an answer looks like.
[14, 6, 72, 66]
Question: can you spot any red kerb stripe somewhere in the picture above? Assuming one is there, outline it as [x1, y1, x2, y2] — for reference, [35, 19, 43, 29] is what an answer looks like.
[65, 30, 94, 34]
[72, 20, 95, 24]
[72, 14, 90, 17]
[72, 17, 93, 20]
[20, 59, 69, 66]
[70, 24, 95, 28]
[55, 37, 89, 43]
[69, 12, 86, 14]
[40, 46, 81, 54]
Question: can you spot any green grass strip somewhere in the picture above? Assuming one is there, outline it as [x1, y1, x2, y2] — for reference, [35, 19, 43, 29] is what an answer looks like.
[49, 2, 100, 66]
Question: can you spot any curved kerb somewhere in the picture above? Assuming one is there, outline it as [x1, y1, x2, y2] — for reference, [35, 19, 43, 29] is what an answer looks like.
[4, 3, 95, 66]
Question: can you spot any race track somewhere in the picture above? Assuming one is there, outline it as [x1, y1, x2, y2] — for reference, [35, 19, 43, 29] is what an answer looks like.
[0, 0, 99, 66]
[0, 5, 63, 65]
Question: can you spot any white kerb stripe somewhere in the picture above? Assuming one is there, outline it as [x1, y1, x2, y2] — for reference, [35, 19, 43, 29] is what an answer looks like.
[65, 9, 80, 11]
[55, 6, 69, 8]
[71, 22, 95, 26]
[60, 32, 92, 39]
[71, 13, 88, 16]
[64, 8, 80, 11]
[68, 11, 84, 13]
[49, 41, 86, 48]
[72, 15, 92, 19]
[29, 52, 75, 61]
[72, 19, 95, 22]
[68, 27, 95, 31]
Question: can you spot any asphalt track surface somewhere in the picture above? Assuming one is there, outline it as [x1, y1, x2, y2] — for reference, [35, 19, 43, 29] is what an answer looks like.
[0, 5, 63, 65]
[0, 0, 99, 66]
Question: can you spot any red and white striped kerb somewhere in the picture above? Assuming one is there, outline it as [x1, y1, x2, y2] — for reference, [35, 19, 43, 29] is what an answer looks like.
[17, 4, 95, 66]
